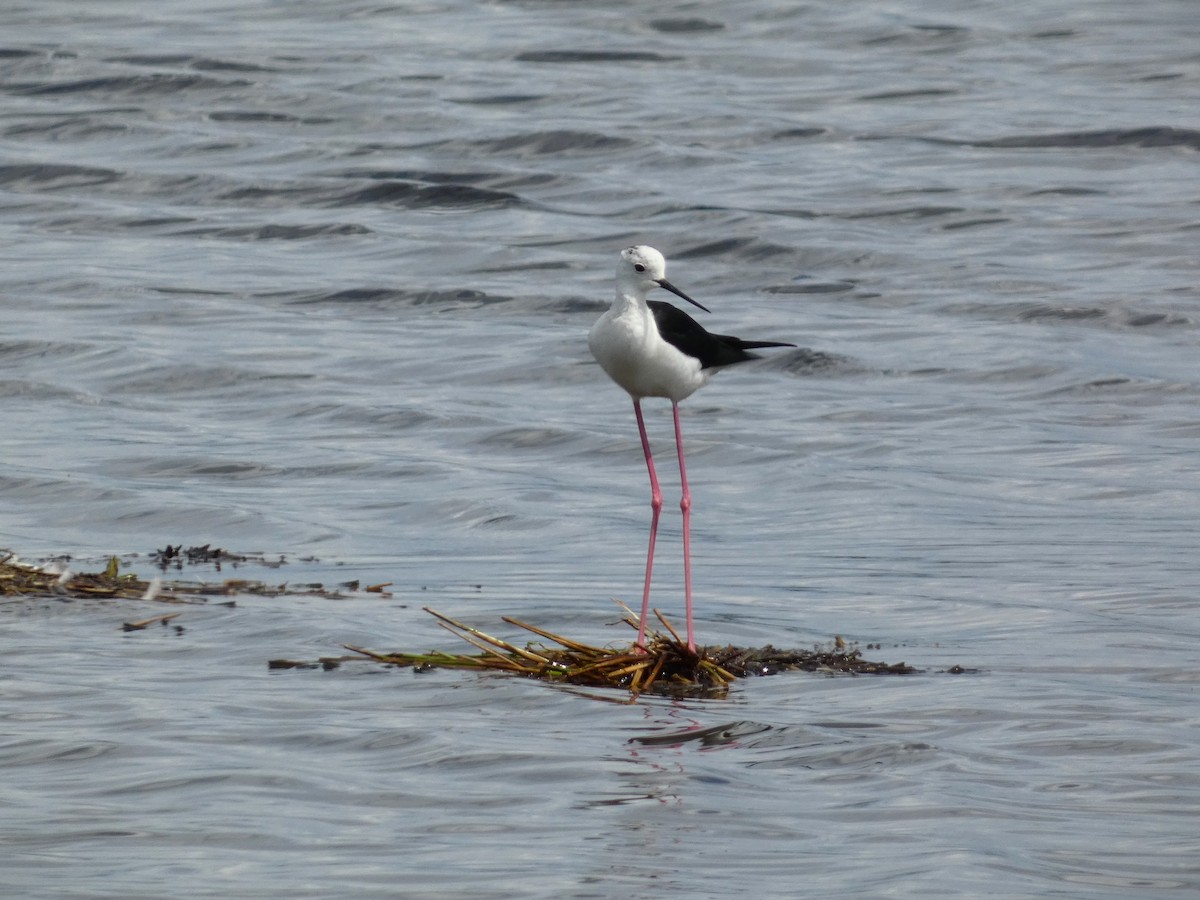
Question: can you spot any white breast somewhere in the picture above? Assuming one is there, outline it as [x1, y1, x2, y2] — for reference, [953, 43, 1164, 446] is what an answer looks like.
[589, 303, 709, 403]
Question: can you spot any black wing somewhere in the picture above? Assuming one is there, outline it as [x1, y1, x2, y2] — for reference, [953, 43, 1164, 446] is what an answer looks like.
[649, 300, 795, 371]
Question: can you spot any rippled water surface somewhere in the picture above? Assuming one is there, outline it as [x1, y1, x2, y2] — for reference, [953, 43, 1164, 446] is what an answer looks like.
[3, 0, 1199, 896]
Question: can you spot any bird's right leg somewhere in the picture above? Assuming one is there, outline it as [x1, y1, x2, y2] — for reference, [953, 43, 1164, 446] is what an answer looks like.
[633, 399, 661, 651]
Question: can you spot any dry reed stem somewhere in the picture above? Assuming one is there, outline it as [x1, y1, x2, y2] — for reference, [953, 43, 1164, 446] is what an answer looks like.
[423, 607, 550, 665]
[343, 644, 400, 664]
[433, 621, 531, 670]
[500, 616, 606, 654]
[651, 608, 686, 647]
[121, 612, 182, 631]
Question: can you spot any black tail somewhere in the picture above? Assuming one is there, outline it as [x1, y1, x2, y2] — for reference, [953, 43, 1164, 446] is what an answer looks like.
[732, 339, 797, 351]
[707, 334, 796, 368]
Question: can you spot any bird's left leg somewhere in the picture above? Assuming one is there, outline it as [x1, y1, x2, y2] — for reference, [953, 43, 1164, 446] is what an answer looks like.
[633, 399, 661, 651]
[672, 402, 696, 653]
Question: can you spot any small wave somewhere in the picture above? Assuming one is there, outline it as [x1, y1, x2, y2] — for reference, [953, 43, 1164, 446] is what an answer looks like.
[862, 23, 971, 47]
[675, 237, 797, 261]
[859, 87, 959, 102]
[477, 427, 580, 451]
[762, 348, 862, 377]
[475, 130, 635, 156]
[284, 402, 437, 431]
[331, 168, 521, 187]
[515, 50, 681, 64]
[208, 110, 328, 124]
[1033, 375, 1195, 401]
[326, 181, 522, 210]
[844, 204, 965, 220]
[107, 54, 276, 74]
[1017, 304, 1107, 322]
[287, 288, 509, 309]
[449, 94, 545, 106]
[649, 18, 725, 34]
[0, 339, 92, 362]
[629, 721, 774, 748]
[9, 73, 252, 96]
[975, 127, 1200, 150]
[0, 379, 94, 402]
[922, 127, 1200, 151]
[0, 163, 120, 189]
[763, 281, 857, 295]
[181, 223, 370, 241]
[1026, 186, 1107, 197]
[110, 456, 283, 480]
[944, 300, 1191, 330]
[105, 364, 314, 397]
[939, 216, 1011, 230]
[772, 126, 828, 140]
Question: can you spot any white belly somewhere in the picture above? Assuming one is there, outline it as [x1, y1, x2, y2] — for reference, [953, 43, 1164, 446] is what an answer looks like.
[589, 306, 709, 403]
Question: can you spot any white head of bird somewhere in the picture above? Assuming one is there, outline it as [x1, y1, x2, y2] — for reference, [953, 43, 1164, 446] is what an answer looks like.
[617, 245, 709, 313]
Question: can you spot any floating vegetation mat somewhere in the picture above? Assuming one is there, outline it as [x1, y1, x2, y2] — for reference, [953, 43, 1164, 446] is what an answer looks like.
[274, 605, 919, 699]
[1, 550, 187, 602]
[0, 547, 382, 605]
[4, 547, 927, 699]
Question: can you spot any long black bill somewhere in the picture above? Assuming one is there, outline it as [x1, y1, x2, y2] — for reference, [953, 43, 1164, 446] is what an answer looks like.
[656, 278, 711, 314]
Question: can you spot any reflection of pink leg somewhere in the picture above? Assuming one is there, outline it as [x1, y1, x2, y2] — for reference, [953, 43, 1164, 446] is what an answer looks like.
[633, 400, 661, 651]
[673, 403, 696, 653]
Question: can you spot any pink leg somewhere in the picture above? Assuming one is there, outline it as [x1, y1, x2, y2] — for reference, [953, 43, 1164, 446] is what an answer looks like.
[673, 403, 696, 653]
[633, 400, 661, 650]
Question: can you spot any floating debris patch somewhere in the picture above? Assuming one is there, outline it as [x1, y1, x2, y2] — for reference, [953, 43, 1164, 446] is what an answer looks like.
[0, 548, 373, 604]
[151, 544, 287, 571]
[282, 606, 921, 698]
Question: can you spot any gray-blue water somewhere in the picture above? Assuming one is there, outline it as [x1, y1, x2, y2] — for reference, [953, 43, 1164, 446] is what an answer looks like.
[3, 0, 1198, 896]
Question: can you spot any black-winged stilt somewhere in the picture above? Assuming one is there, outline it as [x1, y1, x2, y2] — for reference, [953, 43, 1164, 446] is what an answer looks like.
[588, 245, 794, 653]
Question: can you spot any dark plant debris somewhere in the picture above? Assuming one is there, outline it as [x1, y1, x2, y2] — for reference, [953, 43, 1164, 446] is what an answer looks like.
[1, 550, 185, 603]
[298, 605, 920, 699]
[0, 548, 380, 606]
[151, 544, 286, 572]
[122, 612, 182, 632]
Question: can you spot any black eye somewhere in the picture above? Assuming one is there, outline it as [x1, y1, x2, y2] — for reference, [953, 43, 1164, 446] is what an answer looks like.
[634, 264, 645, 272]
